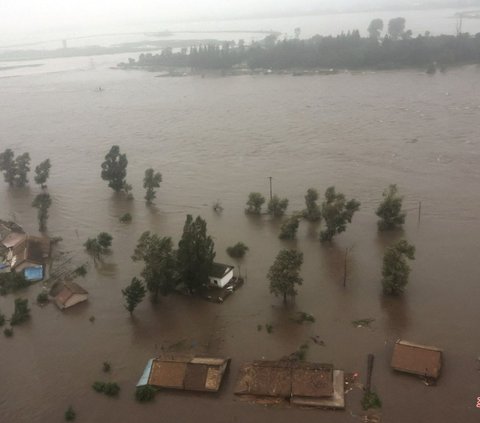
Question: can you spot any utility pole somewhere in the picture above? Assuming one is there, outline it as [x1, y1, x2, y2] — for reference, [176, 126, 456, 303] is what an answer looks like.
[268, 176, 273, 201]
[418, 201, 422, 223]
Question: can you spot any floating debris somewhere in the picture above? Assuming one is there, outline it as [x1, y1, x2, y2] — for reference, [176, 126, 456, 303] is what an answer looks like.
[352, 318, 375, 328]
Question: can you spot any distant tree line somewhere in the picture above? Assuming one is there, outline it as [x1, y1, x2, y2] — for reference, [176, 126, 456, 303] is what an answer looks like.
[128, 18, 480, 71]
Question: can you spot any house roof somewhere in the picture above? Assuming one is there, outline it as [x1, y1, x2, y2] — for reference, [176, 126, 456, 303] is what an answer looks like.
[11, 236, 50, 269]
[138, 356, 229, 392]
[1, 232, 26, 249]
[210, 262, 234, 279]
[391, 340, 443, 380]
[0, 220, 24, 243]
[235, 360, 334, 399]
[51, 281, 88, 306]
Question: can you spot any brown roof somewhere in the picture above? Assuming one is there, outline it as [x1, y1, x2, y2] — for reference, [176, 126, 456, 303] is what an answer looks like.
[235, 360, 334, 399]
[1, 232, 26, 249]
[391, 340, 443, 380]
[11, 236, 50, 269]
[184, 363, 208, 391]
[51, 281, 88, 305]
[149, 361, 187, 389]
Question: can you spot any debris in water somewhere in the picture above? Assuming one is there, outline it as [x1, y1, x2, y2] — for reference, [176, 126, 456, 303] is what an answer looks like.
[352, 318, 375, 328]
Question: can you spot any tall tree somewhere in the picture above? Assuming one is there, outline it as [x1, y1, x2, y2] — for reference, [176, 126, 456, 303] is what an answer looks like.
[368, 19, 384, 39]
[32, 193, 52, 232]
[376, 184, 406, 231]
[0, 149, 16, 186]
[268, 249, 303, 303]
[84, 233, 113, 262]
[122, 277, 146, 314]
[388, 17, 406, 40]
[143, 168, 162, 204]
[101, 145, 128, 192]
[267, 195, 289, 217]
[132, 232, 177, 301]
[382, 240, 415, 295]
[177, 215, 215, 294]
[303, 188, 321, 222]
[245, 192, 265, 214]
[320, 187, 360, 242]
[14, 153, 30, 187]
[34, 159, 51, 188]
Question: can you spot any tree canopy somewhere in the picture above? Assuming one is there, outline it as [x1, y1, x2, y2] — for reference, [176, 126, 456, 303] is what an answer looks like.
[226, 242, 249, 259]
[122, 277, 147, 314]
[320, 187, 360, 242]
[32, 192, 52, 232]
[382, 240, 416, 295]
[376, 184, 406, 231]
[0, 149, 31, 187]
[143, 168, 162, 204]
[267, 195, 289, 217]
[132, 232, 177, 301]
[177, 215, 215, 294]
[246, 192, 265, 214]
[303, 188, 322, 222]
[34, 159, 51, 188]
[279, 214, 301, 240]
[84, 233, 113, 262]
[101, 145, 129, 193]
[268, 249, 303, 303]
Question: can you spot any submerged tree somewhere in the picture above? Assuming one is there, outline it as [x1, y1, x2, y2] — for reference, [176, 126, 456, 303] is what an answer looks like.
[84, 232, 113, 262]
[177, 215, 215, 294]
[320, 187, 360, 242]
[132, 232, 177, 301]
[245, 192, 265, 214]
[10, 298, 30, 325]
[226, 242, 249, 259]
[267, 195, 289, 217]
[279, 214, 301, 240]
[14, 153, 31, 187]
[32, 192, 52, 232]
[143, 168, 162, 204]
[34, 159, 51, 188]
[101, 145, 128, 193]
[376, 184, 406, 231]
[368, 19, 384, 40]
[122, 277, 147, 314]
[303, 188, 321, 222]
[0, 149, 16, 186]
[268, 249, 303, 303]
[382, 240, 415, 295]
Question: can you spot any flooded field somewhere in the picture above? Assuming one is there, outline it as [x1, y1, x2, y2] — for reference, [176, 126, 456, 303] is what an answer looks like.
[0, 62, 480, 422]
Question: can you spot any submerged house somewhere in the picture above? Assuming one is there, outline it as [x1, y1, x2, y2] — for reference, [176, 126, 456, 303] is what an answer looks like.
[391, 340, 443, 380]
[9, 236, 50, 280]
[50, 281, 89, 310]
[235, 360, 345, 409]
[209, 262, 234, 288]
[137, 356, 230, 393]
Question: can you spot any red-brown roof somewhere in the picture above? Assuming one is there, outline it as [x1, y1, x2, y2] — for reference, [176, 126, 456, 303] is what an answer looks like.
[391, 340, 443, 380]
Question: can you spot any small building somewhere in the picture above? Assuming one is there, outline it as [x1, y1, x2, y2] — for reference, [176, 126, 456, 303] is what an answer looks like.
[391, 340, 443, 380]
[209, 262, 234, 288]
[235, 360, 345, 409]
[137, 356, 230, 393]
[50, 281, 88, 310]
[9, 236, 50, 273]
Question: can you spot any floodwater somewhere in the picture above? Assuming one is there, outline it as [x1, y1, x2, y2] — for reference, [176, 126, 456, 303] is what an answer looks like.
[0, 59, 480, 423]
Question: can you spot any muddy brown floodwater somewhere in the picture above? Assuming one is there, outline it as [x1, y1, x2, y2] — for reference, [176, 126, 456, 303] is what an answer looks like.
[1, 62, 480, 423]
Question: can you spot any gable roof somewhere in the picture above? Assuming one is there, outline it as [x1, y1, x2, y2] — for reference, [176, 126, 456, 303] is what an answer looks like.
[11, 236, 50, 269]
[391, 340, 443, 379]
[51, 281, 88, 306]
[210, 262, 234, 279]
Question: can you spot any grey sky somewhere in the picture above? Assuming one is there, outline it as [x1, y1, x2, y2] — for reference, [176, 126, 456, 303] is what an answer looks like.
[0, 0, 473, 35]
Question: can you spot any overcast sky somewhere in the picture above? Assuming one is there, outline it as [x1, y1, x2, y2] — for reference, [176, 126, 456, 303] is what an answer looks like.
[0, 0, 472, 36]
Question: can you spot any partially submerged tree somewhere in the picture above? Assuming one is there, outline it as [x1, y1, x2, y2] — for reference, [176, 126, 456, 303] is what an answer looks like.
[0, 149, 16, 186]
[268, 249, 303, 303]
[32, 192, 52, 232]
[382, 240, 415, 295]
[84, 233, 113, 262]
[303, 188, 321, 222]
[267, 195, 289, 217]
[132, 232, 177, 301]
[368, 19, 384, 40]
[10, 298, 30, 325]
[376, 184, 406, 231]
[143, 168, 162, 204]
[14, 153, 30, 187]
[34, 158, 51, 188]
[122, 277, 146, 314]
[177, 215, 215, 294]
[245, 192, 265, 214]
[320, 187, 360, 242]
[101, 145, 129, 193]
[226, 242, 249, 259]
[279, 214, 301, 240]
[388, 17, 406, 40]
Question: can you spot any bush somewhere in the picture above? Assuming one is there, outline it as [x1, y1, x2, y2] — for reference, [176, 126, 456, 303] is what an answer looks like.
[65, 406, 76, 421]
[37, 291, 49, 304]
[4, 327, 13, 337]
[265, 323, 273, 334]
[103, 382, 120, 396]
[74, 265, 87, 277]
[10, 298, 30, 326]
[92, 381, 106, 393]
[0, 312, 5, 327]
[361, 391, 382, 410]
[119, 213, 132, 223]
[226, 242, 249, 259]
[102, 361, 111, 373]
[135, 385, 157, 402]
[0, 272, 29, 294]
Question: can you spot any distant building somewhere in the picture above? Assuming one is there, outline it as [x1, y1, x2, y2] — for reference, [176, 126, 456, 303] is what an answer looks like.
[137, 356, 230, 393]
[235, 360, 345, 409]
[209, 263, 234, 288]
[391, 340, 443, 380]
[50, 281, 88, 310]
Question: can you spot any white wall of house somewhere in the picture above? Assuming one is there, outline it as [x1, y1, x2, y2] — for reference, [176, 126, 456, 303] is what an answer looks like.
[210, 268, 234, 288]
[64, 294, 88, 309]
